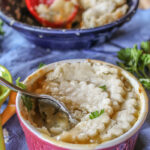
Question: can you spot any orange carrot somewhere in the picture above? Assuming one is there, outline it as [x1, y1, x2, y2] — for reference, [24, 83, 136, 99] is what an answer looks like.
[1, 91, 17, 126]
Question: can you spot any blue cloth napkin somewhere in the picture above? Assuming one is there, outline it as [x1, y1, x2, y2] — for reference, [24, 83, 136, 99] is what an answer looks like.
[0, 9, 150, 150]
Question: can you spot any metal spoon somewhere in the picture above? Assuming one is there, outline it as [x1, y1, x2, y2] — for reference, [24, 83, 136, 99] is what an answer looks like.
[0, 76, 77, 125]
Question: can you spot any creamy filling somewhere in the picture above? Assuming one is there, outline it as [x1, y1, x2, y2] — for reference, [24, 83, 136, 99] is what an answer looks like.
[36, 0, 76, 23]
[23, 61, 140, 144]
[35, 0, 128, 28]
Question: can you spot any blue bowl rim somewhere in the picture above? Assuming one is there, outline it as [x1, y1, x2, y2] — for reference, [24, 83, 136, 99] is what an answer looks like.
[0, 0, 139, 35]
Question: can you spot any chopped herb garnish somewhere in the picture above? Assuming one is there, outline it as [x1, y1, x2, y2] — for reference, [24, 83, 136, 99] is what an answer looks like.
[139, 78, 150, 90]
[0, 20, 4, 35]
[89, 109, 105, 119]
[99, 85, 107, 91]
[21, 95, 32, 111]
[117, 41, 150, 89]
[38, 63, 45, 69]
[16, 77, 32, 111]
[16, 77, 26, 89]
[141, 41, 150, 53]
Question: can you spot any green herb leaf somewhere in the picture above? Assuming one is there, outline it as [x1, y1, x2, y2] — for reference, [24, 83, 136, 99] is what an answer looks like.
[99, 85, 107, 91]
[130, 46, 142, 72]
[139, 78, 150, 90]
[21, 95, 32, 111]
[117, 48, 132, 62]
[139, 54, 150, 78]
[117, 46, 143, 76]
[38, 63, 45, 69]
[141, 41, 150, 53]
[89, 109, 104, 119]
[141, 54, 150, 66]
[16, 77, 26, 89]
[0, 20, 4, 35]
[117, 41, 150, 89]
[16, 77, 32, 111]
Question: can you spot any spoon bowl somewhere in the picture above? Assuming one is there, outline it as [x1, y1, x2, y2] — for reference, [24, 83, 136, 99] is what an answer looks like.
[0, 76, 76, 126]
[25, 0, 79, 27]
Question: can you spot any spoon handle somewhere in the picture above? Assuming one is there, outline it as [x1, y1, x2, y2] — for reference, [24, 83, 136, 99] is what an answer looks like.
[0, 77, 62, 106]
[0, 77, 36, 97]
[0, 76, 21, 92]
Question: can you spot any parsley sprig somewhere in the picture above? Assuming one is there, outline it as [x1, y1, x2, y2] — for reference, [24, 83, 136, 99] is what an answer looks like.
[89, 109, 104, 119]
[99, 85, 107, 91]
[16, 77, 27, 89]
[117, 41, 150, 90]
[16, 77, 32, 111]
[21, 95, 33, 111]
[38, 63, 45, 69]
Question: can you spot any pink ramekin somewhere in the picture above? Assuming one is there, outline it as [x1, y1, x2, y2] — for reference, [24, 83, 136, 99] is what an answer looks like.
[16, 59, 149, 150]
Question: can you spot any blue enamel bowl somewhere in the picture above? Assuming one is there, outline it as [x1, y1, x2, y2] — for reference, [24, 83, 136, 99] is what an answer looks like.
[0, 0, 139, 49]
